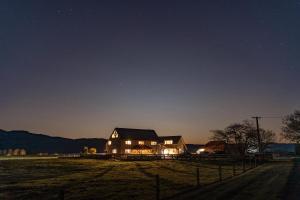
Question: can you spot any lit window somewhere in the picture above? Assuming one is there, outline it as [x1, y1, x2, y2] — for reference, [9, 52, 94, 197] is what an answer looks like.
[112, 130, 118, 138]
[151, 141, 157, 145]
[164, 140, 173, 144]
[138, 141, 144, 145]
[112, 149, 117, 154]
[125, 149, 131, 154]
[108, 141, 112, 145]
[125, 140, 132, 145]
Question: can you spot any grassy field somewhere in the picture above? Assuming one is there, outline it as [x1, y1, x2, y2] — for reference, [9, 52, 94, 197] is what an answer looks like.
[0, 158, 251, 200]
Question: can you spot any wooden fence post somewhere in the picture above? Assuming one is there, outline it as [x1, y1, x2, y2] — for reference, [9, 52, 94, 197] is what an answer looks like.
[232, 163, 236, 176]
[243, 159, 246, 172]
[196, 168, 200, 187]
[156, 174, 160, 200]
[218, 165, 222, 182]
[59, 189, 64, 200]
[249, 158, 252, 168]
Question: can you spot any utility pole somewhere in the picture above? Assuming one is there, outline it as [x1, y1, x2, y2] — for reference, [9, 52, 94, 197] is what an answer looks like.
[252, 116, 262, 153]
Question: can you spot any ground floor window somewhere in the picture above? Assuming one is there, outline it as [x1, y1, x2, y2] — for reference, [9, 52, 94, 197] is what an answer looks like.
[112, 149, 117, 154]
[162, 148, 178, 155]
[125, 149, 131, 154]
[131, 149, 153, 154]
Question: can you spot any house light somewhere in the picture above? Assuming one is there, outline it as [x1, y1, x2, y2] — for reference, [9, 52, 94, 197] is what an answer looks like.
[112, 130, 118, 138]
[196, 148, 205, 154]
[164, 140, 173, 144]
[151, 141, 157, 145]
[125, 149, 131, 154]
[112, 149, 117, 154]
[138, 141, 144, 145]
[108, 141, 112, 145]
[125, 140, 132, 145]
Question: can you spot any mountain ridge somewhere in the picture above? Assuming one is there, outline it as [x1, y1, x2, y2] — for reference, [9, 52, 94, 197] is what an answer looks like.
[0, 129, 107, 154]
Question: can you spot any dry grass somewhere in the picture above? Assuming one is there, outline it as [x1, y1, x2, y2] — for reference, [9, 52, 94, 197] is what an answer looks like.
[0, 158, 253, 200]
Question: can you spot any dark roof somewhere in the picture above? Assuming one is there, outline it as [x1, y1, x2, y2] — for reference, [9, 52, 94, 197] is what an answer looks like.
[158, 136, 182, 144]
[114, 128, 158, 140]
[205, 141, 226, 147]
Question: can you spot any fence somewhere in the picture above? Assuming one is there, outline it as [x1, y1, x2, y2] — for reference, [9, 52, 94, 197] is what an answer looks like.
[56, 156, 262, 200]
[111, 153, 235, 161]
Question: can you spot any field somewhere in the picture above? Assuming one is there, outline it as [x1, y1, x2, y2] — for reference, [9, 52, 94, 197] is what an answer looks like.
[0, 158, 293, 200]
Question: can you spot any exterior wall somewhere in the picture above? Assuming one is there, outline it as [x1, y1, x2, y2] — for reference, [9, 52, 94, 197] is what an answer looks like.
[106, 138, 159, 154]
[159, 138, 187, 155]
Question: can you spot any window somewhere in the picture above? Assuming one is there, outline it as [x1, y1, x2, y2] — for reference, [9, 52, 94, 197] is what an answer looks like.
[138, 141, 144, 145]
[163, 148, 177, 155]
[125, 140, 132, 145]
[112, 149, 117, 154]
[108, 141, 112, 145]
[112, 130, 118, 138]
[164, 140, 173, 144]
[151, 141, 157, 145]
[125, 149, 131, 154]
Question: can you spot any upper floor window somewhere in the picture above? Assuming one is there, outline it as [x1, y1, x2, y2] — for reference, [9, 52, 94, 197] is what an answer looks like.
[138, 141, 144, 145]
[108, 141, 112, 145]
[112, 130, 118, 138]
[151, 141, 157, 145]
[125, 140, 132, 145]
[164, 140, 173, 144]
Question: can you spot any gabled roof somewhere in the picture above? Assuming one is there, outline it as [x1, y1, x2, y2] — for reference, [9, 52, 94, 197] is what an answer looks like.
[158, 136, 182, 144]
[114, 128, 158, 140]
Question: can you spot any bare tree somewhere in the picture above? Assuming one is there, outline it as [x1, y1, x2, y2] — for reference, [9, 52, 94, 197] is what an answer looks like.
[211, 130, 229, 143]
[281, 110, 300, 143]
[211, 120, 275, 155]
[260, 129, 276, 151]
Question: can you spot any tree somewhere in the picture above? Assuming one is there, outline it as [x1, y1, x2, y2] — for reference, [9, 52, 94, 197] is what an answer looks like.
[211, 121, 256, 156]
[282, 110, 300, 143]
[260, 129, 276, 151]
[211, 120, 275, 155]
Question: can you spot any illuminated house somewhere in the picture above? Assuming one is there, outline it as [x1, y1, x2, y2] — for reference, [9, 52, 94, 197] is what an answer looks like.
[158, 136, 186, 155]
[105, 128, 187, 155]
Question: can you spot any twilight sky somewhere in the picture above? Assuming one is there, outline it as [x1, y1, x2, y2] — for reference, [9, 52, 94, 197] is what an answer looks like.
[0, 0, 299, 143]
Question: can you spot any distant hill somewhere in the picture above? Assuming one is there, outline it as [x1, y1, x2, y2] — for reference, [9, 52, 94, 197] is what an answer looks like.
[0, 129, 107, 154]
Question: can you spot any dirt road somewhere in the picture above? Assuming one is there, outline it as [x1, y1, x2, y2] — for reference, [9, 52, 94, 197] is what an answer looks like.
[170, 161, 292, 200]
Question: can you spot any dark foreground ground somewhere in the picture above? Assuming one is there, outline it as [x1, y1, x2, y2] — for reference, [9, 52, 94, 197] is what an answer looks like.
[172, 161, 293, 200]
[283, 158, 300, 200]
[0, 158, 296, 200]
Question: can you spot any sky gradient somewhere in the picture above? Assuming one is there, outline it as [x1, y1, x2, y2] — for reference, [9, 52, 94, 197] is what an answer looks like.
[1, 0, 300, 143]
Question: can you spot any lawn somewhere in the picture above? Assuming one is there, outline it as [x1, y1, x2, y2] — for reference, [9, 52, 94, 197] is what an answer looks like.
[0, 158, 265, 200]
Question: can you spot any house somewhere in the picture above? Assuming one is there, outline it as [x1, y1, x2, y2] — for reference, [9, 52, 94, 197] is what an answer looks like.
[204, 141, 226, 154]
[204, 141, 243, 155]
[105, 128, 187, 155]
[158, 136, 187, 154]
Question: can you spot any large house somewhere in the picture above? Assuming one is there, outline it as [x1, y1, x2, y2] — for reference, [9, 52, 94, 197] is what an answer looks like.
[105, 128, 187, 155]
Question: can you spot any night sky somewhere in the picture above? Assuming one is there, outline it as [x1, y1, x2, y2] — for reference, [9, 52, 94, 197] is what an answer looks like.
[1, 0, 299, 143]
